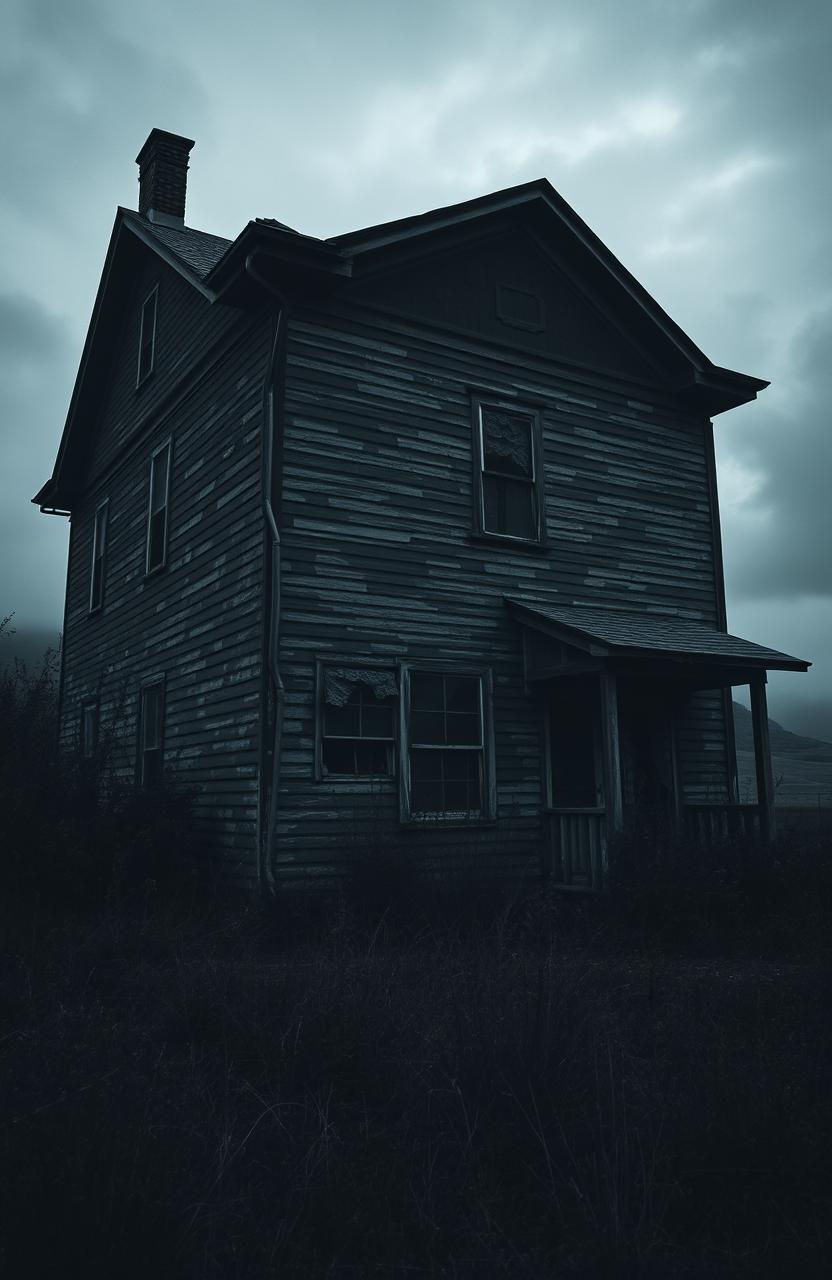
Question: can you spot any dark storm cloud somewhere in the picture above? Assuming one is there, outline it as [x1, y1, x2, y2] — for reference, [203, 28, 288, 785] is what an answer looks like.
[0, 291, 69, 366]
[0, 292, 74, 464]
[0, 292, 73, 627]
[0, 0, 207, 229]
[2, 0, 830, 731]
[722, 308, 832, 601]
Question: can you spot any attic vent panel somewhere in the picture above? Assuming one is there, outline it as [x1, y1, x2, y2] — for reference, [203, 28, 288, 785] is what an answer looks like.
[496, 283, 545, 333]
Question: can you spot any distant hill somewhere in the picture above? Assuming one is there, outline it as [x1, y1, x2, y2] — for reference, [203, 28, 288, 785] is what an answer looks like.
[733, 702, 832, 808]
[732, 702, 832, 758]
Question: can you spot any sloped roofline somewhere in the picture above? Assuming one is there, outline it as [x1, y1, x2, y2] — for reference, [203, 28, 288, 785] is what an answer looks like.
[355, 180, 768, 402]
[206, 177, 768, 404]
[506, 596, 810, 672]
[35, 179, 770, 508]
[33, 209, 231, 509]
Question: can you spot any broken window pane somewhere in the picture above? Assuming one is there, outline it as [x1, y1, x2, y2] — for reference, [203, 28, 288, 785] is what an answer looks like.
[482, 409, 533, 478]
[321, 668, 396, 777]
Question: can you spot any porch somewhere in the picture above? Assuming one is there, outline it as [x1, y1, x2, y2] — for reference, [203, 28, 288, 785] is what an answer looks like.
[507, 597, 811, 891]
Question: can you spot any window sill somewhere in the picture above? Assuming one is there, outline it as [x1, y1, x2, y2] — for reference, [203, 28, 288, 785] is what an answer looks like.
[144, 562, 167, 579]
[468, 532, 551, 554]
[400, 816, 498, 830]
[320, 774, 396, 784]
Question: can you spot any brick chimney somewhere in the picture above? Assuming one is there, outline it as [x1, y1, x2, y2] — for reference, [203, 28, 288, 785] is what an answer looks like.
[135, 128, 195, 227]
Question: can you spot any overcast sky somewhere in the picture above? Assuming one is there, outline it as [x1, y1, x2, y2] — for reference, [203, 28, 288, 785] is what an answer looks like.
[3, 0, 831, 736]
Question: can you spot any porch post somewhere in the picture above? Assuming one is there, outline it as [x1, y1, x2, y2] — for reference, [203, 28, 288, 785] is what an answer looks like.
[600, 671, 624, 844]
[750, 673, 776, 843]
[668, 711, 684, 835]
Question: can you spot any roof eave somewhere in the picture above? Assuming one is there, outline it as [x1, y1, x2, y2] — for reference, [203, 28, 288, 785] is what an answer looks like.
[327, 179, 757, 392]
[205, 221, 352, 297]
[506, 598, 810, 673]
[682, 365, 770, 416]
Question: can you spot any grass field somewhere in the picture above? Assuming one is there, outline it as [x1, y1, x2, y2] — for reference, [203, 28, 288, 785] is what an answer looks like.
[2, 646, 830, 1276]
[2, 858, 831, 1279]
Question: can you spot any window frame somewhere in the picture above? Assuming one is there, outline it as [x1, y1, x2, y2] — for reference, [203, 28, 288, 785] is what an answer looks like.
[145, 438, 172, 575]
[80, 699, 99, 760]
[399, 662, 496, 826]
[136, 285, 158, 387]
[314, 659, 398, 782]
[137, 676, 166, 790]
[470, 396, 546, 546]
[88, 498, 108, 614]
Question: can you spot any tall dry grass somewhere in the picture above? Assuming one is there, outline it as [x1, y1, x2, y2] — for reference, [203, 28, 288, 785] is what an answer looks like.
[1, 617, 830, 1276]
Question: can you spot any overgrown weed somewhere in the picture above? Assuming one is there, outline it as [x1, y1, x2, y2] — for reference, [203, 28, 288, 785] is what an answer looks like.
[2, 622, 830, 1275]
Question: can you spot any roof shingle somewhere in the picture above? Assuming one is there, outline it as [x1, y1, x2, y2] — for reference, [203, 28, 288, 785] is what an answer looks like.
[506, 597, 810, 670]
[140, 221, 232, 279]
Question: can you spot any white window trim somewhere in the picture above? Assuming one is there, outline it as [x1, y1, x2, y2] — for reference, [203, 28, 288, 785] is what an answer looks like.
[145, 438, 172, 575]
[136, 285, 158, 387]
[399, 662, 497, 826]
[89, 498, 108, 613]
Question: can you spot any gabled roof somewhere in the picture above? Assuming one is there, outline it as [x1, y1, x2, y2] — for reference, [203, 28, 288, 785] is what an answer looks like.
[205, 177, 767, 413]
[35, 177, 771, 510]
[34, 208, 231, 510]
[507, 597, 810, 672]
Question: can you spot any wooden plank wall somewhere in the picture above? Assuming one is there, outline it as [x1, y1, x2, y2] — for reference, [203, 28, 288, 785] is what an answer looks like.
[86, 256, 240, 483]
[59, 253, 268, 885]
[274, 306, 728, 883]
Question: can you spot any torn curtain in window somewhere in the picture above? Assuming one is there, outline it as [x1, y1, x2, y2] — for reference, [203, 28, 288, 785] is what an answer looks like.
[323, 668, 397, 706]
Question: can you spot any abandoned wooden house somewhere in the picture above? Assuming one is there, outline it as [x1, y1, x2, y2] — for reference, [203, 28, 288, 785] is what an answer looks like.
[35, 128, 810, 892]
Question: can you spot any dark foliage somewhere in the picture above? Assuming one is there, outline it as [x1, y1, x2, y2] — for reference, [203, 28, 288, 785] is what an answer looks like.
[0, 615, 203, 911]
[2, 617, 831, 1276]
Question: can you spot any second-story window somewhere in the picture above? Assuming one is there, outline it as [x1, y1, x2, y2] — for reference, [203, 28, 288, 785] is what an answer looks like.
[472, 399, 545, 543]
[146, 440, 172, 574]
[137, 286, 158, 385]
[89, 499, 108, 612]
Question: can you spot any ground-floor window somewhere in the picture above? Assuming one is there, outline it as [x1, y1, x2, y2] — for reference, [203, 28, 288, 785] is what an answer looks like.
[80, 699, 99, 760]
[317, 665, 398, 779]
[400, 666, 495, 823]
[138, 677, 165, 788]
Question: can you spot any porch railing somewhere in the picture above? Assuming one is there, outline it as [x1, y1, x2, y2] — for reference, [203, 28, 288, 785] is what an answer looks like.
[544, 803, 764, 890]
[683, 804, 761, 844]
[543, 807, 606, 890]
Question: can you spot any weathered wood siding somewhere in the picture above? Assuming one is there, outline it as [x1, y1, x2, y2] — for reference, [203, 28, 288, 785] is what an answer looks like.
[59, 250, 268, 884]
[86, 254, 240, 484]
[275, 303, 728, 883]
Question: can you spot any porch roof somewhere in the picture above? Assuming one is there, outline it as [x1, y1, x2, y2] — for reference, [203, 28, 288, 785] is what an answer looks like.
[506, 597, 810, 673]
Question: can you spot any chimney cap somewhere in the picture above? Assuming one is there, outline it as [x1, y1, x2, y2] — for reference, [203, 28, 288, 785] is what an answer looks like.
[135, 128, 195, 167]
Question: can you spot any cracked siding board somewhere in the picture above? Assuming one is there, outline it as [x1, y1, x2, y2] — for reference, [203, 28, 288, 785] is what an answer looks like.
[60, 312, 270, 881]
[273, 306, 728, 875]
